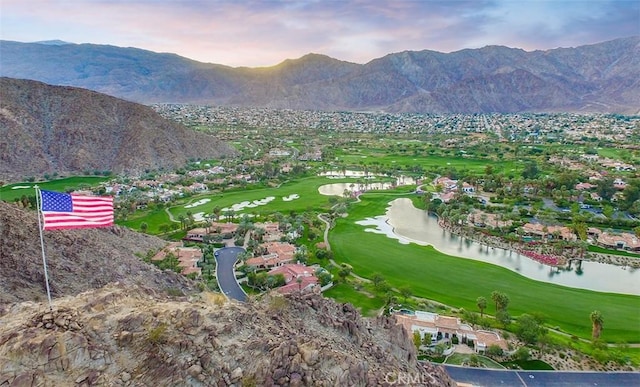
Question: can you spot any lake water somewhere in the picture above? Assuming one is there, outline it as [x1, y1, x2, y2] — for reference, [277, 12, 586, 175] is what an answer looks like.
[344, 196, 639, 296]
[318, 182, 396, 196]
[318, 170, 417, 186]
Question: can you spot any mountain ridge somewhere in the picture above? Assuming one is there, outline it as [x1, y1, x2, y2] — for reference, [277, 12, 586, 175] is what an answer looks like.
[0, 283, 454, 386]
[0, 77, 237, 180]
[1, 37, 638, 113]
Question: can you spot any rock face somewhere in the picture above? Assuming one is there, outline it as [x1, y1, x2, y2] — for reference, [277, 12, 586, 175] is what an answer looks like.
[1, 37, 638, 113]
[0, 284, 455, 386]
[0, 201, 194, 306]
[0, 77, 237, 180]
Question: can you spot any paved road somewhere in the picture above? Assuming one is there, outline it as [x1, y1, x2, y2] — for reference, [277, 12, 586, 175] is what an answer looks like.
[443, 365, 640, 387]
[214, 246, 247, 302]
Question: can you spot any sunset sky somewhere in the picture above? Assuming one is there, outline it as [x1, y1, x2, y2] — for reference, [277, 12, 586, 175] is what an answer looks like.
[1, 0, 638, 67]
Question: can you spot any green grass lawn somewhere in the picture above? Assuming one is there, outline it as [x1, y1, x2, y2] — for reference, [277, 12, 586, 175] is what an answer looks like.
[588, 245, 640, 259]
[501, 360, 554, 370]
[444, 353, 506, 369]
[120, 208, 178, 234]
[0, 176, 110, 202]
[168, 177, 337, 216]
[120, 176, 356, 233]
[334, 152, 516, 174]
[597, 147, 638, 163]
[329, 194, 640, 343]
[323, 283, 385, 317]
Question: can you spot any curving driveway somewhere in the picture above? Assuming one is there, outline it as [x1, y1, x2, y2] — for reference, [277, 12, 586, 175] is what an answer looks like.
[443, 364, 640, 386]
[214, 246, 247, 302]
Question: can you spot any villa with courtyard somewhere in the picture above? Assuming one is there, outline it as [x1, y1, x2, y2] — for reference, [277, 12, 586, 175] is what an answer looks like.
[268, 263, 319, 294]
[245, 241, 297, 269]
[152, 242, 202, 277]
[184, 222, 239, 242]
[395, 311, 508, 354]
[596, 231, 640, 251]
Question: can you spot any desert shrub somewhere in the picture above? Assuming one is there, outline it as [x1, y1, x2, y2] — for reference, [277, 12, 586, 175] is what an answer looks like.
[147, 324, 167, 345]
[268, 295, 288, 312]
[486, 344, 504, 357]
[166, 287, 184, 297]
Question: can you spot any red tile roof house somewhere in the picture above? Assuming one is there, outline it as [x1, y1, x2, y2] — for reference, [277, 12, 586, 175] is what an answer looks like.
[184, 223, 239, 242]
[209, 222, 239, 235]
[152, 242, 202, 277]
[395, 311, 508, 353]
[253, 222, 283, 241]
[437, 191, 456, 203]
[520, 223, 577, 241]
[184, 228, 208, 242]
[268, 264, 319, 294]
[433, 177, 458, 192]
[597, 232, 640, 251]
[575, 182, 597, 190]
[245, 242, 297, 269]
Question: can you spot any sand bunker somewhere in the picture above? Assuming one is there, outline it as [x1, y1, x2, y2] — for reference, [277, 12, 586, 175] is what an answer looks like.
[222, 196, 275, 212]
[282, 194, 300, 202]
[185, 198, 211, 209]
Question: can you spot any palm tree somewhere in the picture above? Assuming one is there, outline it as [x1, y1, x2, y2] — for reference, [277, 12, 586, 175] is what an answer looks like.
[491, 291, 509, 313]
[337, 266, 351, 283]
[177, 214, 186, 230]
[590, 310, 604, 340]
[213, 206, 222, 222]
[253, 227, 266, 242]
[372, 273, 385, 289]
[399, 286, 413, 302]
[476, 296, 487, 317]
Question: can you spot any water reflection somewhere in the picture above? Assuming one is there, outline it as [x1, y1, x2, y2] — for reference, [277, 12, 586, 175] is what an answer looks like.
[318, 182, 396, 196]
[365, 198, 639, 295]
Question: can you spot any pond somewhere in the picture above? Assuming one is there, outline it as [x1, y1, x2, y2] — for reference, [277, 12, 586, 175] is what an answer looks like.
[318, 182, 396, 196]
[359, 198, 640, 295]
[318, 170, 418, 186]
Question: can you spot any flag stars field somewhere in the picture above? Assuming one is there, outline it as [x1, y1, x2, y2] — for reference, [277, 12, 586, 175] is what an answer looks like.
[40, 190, 114, 230]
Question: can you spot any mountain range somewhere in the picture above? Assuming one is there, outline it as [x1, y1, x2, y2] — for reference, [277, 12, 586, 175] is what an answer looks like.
[1, 37, 638, 114]
[0, 77, 236, 180]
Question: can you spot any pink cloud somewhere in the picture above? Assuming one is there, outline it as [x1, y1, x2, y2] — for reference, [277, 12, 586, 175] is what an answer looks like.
[1, 0, 637, 67]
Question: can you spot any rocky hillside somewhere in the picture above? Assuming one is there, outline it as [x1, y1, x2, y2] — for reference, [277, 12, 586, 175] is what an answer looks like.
[0, 77, 237, 181]
[1, 37, 638, 113]
[0, 284, 454, 386]
[0, 201, 194, 305]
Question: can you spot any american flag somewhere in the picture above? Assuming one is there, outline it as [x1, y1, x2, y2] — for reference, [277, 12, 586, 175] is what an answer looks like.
[40, 190, 114, 230]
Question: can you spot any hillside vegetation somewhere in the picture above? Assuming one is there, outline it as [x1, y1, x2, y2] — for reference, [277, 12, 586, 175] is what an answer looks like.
[0, 77, 236, 180]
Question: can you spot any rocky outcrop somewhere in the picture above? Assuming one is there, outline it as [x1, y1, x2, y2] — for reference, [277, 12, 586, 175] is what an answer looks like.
[0, 284, 455, 386]
[0, 201, 195, 306]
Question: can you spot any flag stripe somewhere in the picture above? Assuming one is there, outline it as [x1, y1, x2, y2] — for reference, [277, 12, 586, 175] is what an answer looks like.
[41, 190, 114, 230]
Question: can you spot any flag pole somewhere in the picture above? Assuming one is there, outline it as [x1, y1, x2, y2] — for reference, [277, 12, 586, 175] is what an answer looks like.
[34, 185, 54, 311]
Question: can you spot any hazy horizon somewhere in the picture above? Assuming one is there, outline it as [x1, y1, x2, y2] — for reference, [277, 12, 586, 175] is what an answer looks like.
[1, 0, 638, 67]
